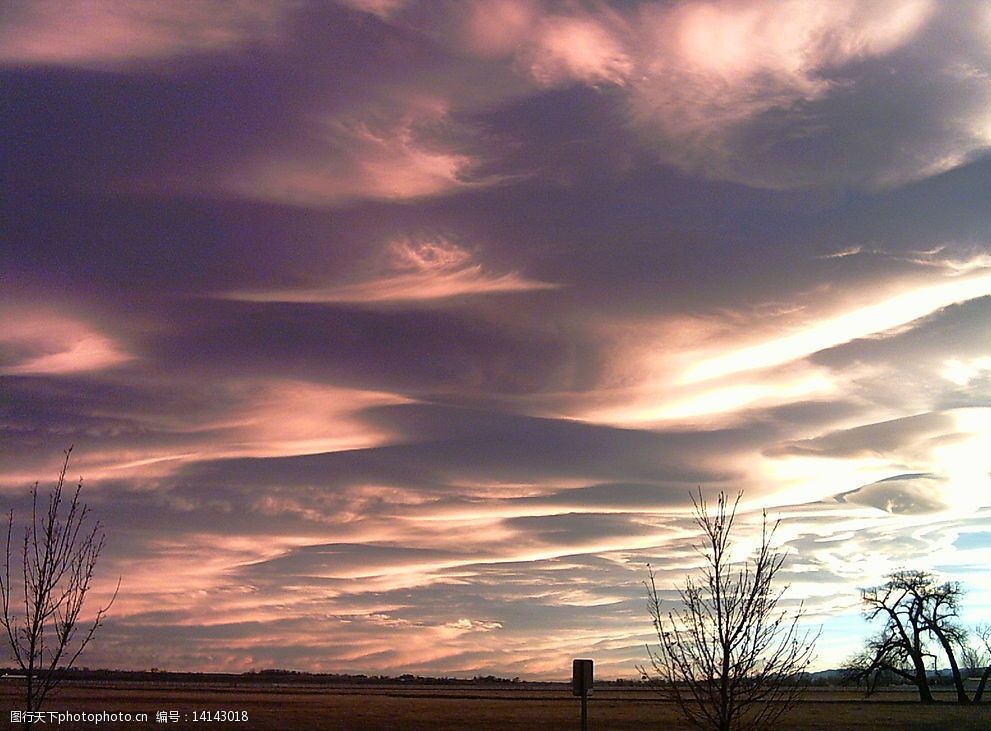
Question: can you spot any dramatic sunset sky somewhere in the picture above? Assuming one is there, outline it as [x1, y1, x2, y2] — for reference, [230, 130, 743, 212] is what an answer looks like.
[2, 0, 990, 679]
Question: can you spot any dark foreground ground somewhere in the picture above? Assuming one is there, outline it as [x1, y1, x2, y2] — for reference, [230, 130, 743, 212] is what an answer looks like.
[2, 682, 990, 730]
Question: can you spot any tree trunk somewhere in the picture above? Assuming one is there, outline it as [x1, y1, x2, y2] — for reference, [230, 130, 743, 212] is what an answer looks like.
[910, 652, 935, 703]
[913, 665, 935, 703]
[720, 644, 732, 731]
[931, 626, 970, 703]
[916, 679, 936, 703]
[26, 665, 35, 730]
[973, 665, 991, 704]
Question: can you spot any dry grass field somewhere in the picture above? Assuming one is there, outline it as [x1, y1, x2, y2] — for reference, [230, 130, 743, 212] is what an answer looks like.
[2, 682, 990, 730]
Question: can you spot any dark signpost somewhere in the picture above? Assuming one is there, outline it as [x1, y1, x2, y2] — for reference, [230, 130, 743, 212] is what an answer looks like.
[572, 658, 593, 730]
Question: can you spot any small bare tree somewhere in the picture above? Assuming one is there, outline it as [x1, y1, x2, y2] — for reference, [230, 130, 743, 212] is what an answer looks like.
[0, 448, 118, 726]
[639, 491, 818, 731]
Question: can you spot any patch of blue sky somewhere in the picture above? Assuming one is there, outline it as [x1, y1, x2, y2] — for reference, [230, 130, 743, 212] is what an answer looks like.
[953, 532, 991, 550]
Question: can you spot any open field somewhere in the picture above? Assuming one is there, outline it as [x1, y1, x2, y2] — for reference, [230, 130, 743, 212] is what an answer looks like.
[3, 683, 991, 730]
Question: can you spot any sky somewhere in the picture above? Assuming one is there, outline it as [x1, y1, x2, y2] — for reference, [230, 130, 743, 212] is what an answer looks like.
[1, 0, 990, 680]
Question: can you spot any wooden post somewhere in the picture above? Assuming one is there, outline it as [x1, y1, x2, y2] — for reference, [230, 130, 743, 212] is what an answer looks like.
[572, 659, 593, 731]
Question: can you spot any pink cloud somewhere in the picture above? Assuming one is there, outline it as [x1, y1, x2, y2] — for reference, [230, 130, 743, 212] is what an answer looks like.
[335, 0, 410, 20]
[524, 11, 633, 86]
[442, 0, 975, 189]
[452, 2, 633, 86]
[222, 236, 558, 303]
[60, 379, 409, 483]
[628, 0, 949, 186]
[0, 0, 290, 67]
[0, 310, 132, 375]
[636, 0, 932, 111]
[459, 0, 540, 59]
[224, 102, 486, 205]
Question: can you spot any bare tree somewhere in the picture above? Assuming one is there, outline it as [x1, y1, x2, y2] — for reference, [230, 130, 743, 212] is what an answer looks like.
[639, 491, 818, 731]
[846, 570, 970, 704]
[0, 448, 118, 727]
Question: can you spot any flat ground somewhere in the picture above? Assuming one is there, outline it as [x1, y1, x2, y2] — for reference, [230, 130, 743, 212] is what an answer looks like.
[2, 683, 990, 730]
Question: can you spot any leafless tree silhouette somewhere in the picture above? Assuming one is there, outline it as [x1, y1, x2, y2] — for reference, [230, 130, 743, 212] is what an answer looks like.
[846, 570, 974, 704]
[639, 491, 818, 731]
[0, 448, 118, 728]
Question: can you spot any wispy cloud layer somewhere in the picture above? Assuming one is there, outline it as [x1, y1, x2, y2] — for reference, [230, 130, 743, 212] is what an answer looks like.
[0, 0, 290, 67]
[224, 237, 557, 303]
[224, 104, 480, 206]
[2, 0, 991, 680]
[0, 310, 133, 375]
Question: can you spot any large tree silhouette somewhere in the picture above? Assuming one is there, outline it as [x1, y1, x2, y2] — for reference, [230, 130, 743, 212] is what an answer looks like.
[847, 570, 971, 704]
